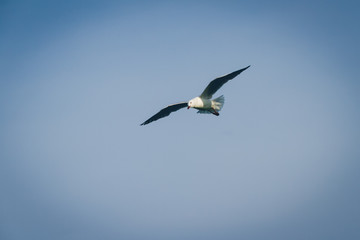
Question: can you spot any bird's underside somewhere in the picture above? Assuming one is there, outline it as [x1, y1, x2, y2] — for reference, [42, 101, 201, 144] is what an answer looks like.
[196, 108, 220, 116]
[140, 65, 250, 125]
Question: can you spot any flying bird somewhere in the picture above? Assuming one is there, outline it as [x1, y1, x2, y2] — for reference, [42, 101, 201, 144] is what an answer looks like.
[140, 65, 250, 126]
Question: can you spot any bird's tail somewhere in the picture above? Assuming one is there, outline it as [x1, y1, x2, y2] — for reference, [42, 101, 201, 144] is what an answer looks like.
[212, 95, 225, 111]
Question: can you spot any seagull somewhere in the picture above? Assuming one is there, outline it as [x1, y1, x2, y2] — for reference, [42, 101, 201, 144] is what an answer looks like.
[140, 65, 250, 126]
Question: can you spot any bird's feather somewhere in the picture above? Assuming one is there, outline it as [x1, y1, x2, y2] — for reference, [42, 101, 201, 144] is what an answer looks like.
[200, 65, 250, 99]
[140, 102, 188, 125]
[212, 95, 225, 111]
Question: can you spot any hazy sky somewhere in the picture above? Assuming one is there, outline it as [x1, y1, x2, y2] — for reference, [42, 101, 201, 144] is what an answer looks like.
[1, 1, 359, 239]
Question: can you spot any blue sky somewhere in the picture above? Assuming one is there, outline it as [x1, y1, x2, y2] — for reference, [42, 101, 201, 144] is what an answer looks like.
[1, 1, 359, 239]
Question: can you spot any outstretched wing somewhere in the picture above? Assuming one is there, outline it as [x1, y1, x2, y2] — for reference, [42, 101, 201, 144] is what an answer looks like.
[140, 102, 188, 126]
[200, 65, 250, 99]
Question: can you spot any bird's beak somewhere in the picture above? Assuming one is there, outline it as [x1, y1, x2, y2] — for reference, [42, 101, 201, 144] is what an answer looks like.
[187, 106, 190, 109]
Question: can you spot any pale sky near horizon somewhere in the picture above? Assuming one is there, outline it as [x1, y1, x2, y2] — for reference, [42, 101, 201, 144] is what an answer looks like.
[1, 1, 359, 239]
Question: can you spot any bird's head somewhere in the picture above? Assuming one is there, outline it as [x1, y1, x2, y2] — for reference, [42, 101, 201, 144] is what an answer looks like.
[187, 100, 193, 109]
[187, 97, 201, 109]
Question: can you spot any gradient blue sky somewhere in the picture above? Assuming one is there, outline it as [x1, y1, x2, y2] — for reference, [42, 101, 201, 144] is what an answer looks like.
[1, 1, 359, 239]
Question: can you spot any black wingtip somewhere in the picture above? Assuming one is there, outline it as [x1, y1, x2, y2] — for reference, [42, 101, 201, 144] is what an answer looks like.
[235, 65, 250, 75]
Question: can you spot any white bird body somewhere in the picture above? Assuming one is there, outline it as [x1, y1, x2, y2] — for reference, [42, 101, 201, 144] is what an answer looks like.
[140, 66, 250, 125]
[188, 97, 210, 108]
[189, 96, 224, 114]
